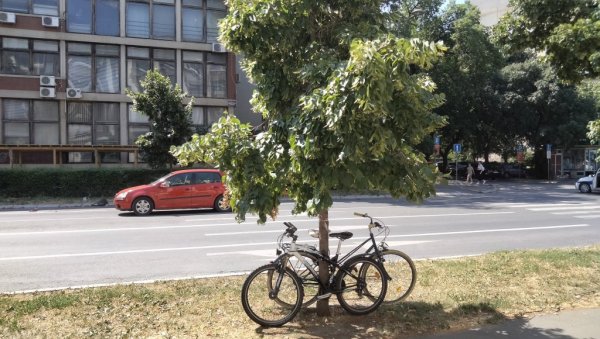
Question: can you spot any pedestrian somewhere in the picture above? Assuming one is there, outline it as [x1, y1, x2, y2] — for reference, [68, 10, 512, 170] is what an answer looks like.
[466, 163, 474, 184]
[477, 161, 486, 184]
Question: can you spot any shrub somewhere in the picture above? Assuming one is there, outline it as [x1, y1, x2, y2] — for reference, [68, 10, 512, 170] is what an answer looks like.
[0, 168, 170, 198]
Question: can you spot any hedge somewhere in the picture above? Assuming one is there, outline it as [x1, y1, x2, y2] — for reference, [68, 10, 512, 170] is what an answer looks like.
[0, 168, 170, 198]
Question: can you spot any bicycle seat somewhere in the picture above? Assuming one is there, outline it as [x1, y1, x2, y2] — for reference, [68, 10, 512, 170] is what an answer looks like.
[329, 231, 353, 240]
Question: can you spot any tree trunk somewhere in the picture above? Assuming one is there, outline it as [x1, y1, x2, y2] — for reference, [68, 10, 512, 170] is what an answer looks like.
[316, 209, 331, 316]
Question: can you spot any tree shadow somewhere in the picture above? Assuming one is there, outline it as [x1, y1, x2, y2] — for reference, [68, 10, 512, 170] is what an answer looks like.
[251, 301, 507, 338]
[251, 301, 587, 338]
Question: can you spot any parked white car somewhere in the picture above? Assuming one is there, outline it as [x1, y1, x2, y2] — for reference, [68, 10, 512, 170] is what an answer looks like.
[575, 169, 600, 193]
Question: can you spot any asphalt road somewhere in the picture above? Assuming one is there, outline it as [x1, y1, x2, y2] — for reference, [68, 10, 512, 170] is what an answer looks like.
[1, 180, 599, 294]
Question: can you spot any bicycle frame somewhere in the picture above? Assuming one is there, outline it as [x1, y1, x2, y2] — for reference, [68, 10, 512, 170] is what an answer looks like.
[274, 220, 388, 294]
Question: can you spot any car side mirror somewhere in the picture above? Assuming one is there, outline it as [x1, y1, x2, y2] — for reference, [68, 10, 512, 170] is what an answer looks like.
[160, 182, 170, 188]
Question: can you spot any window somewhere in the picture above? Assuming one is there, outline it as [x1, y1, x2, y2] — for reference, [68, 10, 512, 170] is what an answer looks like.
[126, 0, 175, 40]
[67, 102, 119, 151]
[190, 106, 226, 132]
[206, 107, 226, 125]
[0, 0, 58, 16]
[183, 51, 203, 97]
[127, 47, 175, 92]
[194, 171, 221, 184]
[96, 0, 120, 36]
[67, 0, 119, 36]
[67, 43, 120, 93]
[2, 99, 59, 145]
[207, 53, 226, 98]
[206, 7, 225, 43]
[128, 104, 149, 144]
[182, 1, 203, 42]
[181, 0, 226, 43]
[182, 51, 226, 98]
[127, 104, 149, 162]
[1, 38, 59, 76]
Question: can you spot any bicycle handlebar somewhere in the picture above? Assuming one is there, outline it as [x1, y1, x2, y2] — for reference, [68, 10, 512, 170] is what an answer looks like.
[283, 222, 297, 236]
[354, 212, 384, 229]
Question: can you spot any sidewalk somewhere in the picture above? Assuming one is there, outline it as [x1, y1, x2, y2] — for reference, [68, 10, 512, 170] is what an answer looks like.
[415, 308, 600, 339]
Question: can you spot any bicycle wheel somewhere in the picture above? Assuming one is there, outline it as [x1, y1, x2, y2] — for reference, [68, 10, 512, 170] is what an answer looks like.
[241, 264, 304, 327]
[269, 252, 321, 307]
[372, 249, 417, 303]
[335, 256, 387, 315]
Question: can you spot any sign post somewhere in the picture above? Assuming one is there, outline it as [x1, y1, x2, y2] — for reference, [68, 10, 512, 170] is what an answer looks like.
[433, 135, 441, 156]
[454, 143, 462, 181]
[546, 144, 552, 181]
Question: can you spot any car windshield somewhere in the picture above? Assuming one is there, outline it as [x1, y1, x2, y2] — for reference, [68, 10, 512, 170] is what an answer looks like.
[150, 173, 172, 185]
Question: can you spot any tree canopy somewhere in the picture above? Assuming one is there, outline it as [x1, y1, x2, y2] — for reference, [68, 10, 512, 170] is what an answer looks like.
[127, 70, 193, 169]
[494, 0, 600, 83]
[173, 0, 446, 222]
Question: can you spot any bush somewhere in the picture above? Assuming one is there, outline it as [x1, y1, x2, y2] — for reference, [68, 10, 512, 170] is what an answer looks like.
[0, 168, 170, 198]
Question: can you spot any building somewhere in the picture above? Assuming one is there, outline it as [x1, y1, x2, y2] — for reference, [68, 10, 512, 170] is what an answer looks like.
[0, 0, 247, 167]
[469, 0, 509, 26]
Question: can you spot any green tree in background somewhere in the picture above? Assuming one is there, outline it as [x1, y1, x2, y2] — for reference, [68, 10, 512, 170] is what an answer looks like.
[428, 2, 503, 166]
[127, 69, 193, 169]
[494, 0, 600, 83]
[495, 0, 600, 163]
[496, 55, 598, 177]
[172, 0, 446, 315]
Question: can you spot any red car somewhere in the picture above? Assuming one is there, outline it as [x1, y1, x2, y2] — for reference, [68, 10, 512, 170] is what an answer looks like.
[114, 169, 230, 216]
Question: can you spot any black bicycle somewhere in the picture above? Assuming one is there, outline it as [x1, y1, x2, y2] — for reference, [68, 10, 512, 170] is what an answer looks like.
[273, 213, 416, 306]
[241, 220, 388, 327]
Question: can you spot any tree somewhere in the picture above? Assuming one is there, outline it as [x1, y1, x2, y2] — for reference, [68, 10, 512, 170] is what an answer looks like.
[172, 0, 446, 316]
[426, 2, 503, 167]
[496, 56, 598, 177]
[127, 69, 193, 169]
[494, 0, 600, 83]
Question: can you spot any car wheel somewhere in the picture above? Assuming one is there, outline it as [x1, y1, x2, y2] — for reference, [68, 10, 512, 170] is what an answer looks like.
[579, 183, 592, 193]
[133, 197, 154, 216]
[213, 195, 231, 212]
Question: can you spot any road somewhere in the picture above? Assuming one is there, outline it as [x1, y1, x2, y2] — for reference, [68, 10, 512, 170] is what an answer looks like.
[1, 181, 599, 293]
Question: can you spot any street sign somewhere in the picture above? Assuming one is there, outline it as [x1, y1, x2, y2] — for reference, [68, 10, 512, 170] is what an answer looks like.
[434, 136, 441, 145]
[454, 143, 462, 153]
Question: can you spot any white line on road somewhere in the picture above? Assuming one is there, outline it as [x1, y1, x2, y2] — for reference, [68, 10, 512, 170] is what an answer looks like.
[528, 206, 599, 212]
[575, 215, 600, 219]
[0, 212, 516, 236]
[206, 240, 434, 256]
[0, 224, 589, 262]
[498, 203, 595, 208]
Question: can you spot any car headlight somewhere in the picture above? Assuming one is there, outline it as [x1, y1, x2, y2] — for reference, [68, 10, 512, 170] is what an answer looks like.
[115, 192, 129, 200]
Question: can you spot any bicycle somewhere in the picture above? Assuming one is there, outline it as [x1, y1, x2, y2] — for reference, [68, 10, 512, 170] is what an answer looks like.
[274, 212, 416, 306]
[241, 221, 388, 327]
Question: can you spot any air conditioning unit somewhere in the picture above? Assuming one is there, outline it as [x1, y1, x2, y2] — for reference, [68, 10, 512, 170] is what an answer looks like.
[40, 87, 56, 98]
[0, 11, 16, 24]
[212, 43, 226, 53]
[66, 88, 82, 99]
[41, 16, 59, 27]
[40, 75, 56, 86]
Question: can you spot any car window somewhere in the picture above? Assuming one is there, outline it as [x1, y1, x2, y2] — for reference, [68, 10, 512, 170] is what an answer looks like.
[193, 172, 221, 184]
[168, 173, 192, 186]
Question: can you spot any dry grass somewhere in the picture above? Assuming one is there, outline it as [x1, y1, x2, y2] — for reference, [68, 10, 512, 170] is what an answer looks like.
[1, 245, 599, 338]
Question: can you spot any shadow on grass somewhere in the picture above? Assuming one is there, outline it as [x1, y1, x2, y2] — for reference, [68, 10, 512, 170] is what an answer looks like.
[252, 301, 507, 338]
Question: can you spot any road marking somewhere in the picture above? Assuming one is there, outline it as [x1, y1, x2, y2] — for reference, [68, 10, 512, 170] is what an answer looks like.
[206, 240, 434, 256]
[0, 224, 589, 262]
[498, 203, 595, 208]
[381, 224, 590, 238]
[0, 216, 119, 223]
[575, 215, 600, 219]
[528, 205, 599, 212]
[0, 212, 515, 236]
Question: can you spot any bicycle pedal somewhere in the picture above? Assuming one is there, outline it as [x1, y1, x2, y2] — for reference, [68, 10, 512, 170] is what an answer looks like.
[316, 293, 332, 300]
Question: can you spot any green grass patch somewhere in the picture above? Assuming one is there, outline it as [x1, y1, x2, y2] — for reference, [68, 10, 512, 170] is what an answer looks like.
[1, 246, 599, 338]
